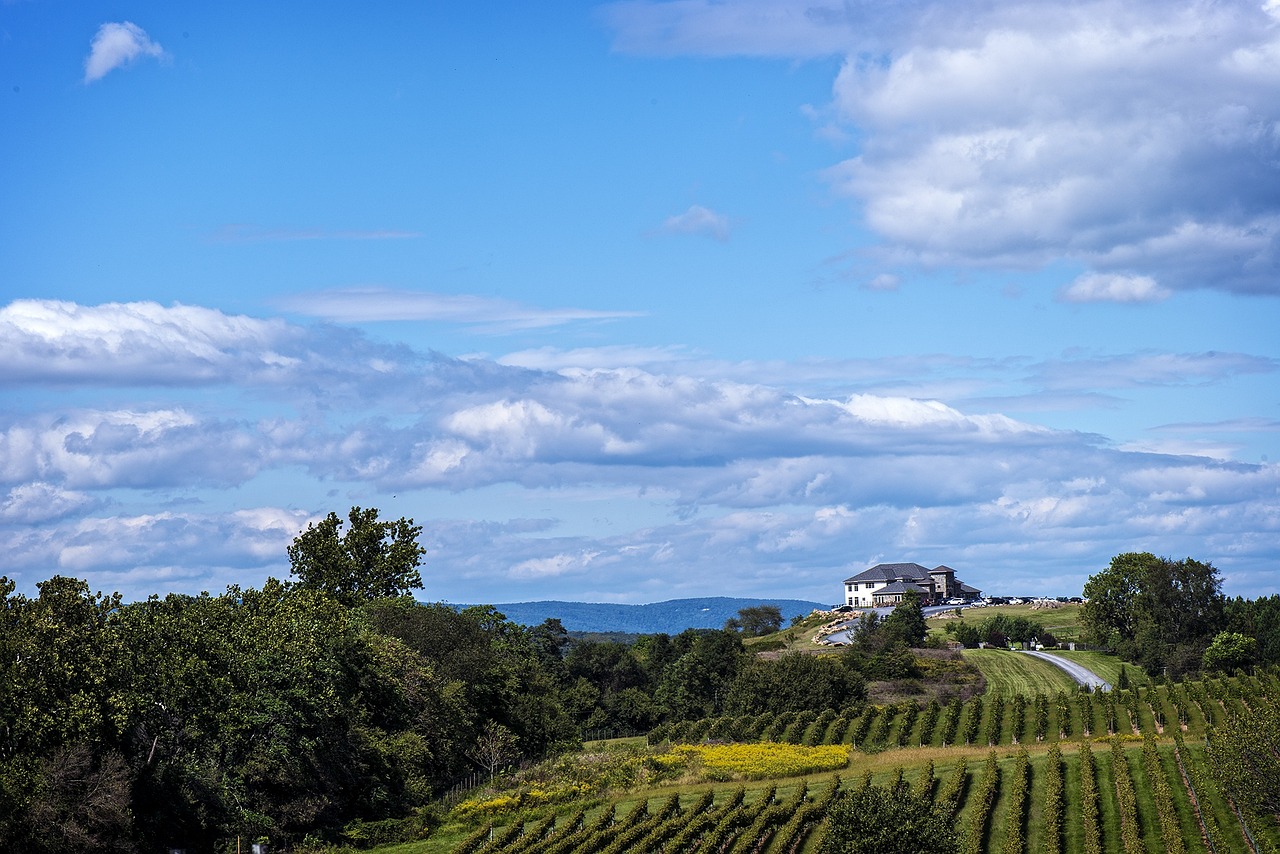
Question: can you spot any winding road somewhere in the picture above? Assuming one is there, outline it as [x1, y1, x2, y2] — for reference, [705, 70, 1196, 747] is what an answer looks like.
[1021, 650, 1111, 691]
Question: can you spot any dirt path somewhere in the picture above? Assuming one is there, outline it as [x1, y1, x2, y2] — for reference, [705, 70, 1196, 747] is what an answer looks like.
[1020, 650, 1112, 691]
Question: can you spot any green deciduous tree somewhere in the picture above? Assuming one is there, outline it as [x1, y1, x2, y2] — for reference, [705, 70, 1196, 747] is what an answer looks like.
[1082, 552, 1225, 676]
[1202, 630, 1256, 672]
[882, 590, 927, 648]
[726, 652, 864, 716]
[732, 604, 784, 637]
[1225, 595, 1280, 665]
[288, 506, 425, 605]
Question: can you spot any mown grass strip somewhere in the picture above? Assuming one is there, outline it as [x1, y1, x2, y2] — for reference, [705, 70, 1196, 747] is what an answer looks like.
[963, 649, 1078, 698]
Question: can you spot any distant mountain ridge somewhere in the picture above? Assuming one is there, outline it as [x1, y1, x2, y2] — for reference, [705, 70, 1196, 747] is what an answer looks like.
[463, 596, 829, 635]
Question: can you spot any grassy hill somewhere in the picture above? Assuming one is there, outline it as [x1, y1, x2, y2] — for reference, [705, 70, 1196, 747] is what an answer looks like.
[372, 597, 1279, 854]
[461, 597, 828, 634]
[383, 669, 1280, 853]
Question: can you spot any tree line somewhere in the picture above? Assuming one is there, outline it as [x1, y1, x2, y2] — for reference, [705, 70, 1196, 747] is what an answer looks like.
[0, 507, 925, 852]
[1081, 551, 1280, 678]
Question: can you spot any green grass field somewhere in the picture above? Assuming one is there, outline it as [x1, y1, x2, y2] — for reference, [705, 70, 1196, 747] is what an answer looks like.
[962, 649, 1079, 697]
[1039, 649, 1145, 687]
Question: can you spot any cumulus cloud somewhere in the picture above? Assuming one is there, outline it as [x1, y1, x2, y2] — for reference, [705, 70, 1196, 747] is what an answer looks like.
[606, 0, 1280, 297]
[0, 409, 267, 489]
[0, 299, 297, 385]
[84, 22, 165, 83]
[658, 205, 732, 241]
[3, 508, 315, 594]
[3, 296, 1277, 602]
[1, 483, 99, 524]
[1058, 273, 1171, 303]
[0, 299, 451, 400]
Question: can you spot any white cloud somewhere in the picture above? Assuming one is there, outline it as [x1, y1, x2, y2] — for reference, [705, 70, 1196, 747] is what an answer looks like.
[0, 299, 293, 384]
[0, 299, 449, 398]
[278, 287, 643, 331]
[607, 0, 1280, 297]
[1058, 272, 1171, 303]
[3, 296, 1277, 602]
[509, 550, 604, 579]
[84, 22, 165, 84]
[658, 205, 732, 241]
[499, 344, 691, 371]
[1, 483, 99, 524]
[864, 273, 900, 291]
[4, 508, 314, 594]
[0, 408, 269, 490]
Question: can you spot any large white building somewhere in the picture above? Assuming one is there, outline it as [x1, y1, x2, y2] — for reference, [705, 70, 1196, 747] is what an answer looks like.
[842, 562, 981, 608]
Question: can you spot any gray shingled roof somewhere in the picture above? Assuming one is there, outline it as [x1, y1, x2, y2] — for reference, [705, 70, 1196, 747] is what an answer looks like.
[843, 562, 930, 584]
[872, 581, 927, 596]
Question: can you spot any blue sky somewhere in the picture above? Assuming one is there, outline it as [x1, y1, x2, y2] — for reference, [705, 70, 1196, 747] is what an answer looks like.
[2, 0, 1278, 606]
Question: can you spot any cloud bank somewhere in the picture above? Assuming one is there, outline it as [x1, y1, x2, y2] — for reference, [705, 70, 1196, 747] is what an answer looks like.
[1, 298, 1276, 603]
[605, 0, 1280, 299]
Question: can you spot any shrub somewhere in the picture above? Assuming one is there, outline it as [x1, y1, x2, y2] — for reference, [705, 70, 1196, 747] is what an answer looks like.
[668, 742, 850, 781]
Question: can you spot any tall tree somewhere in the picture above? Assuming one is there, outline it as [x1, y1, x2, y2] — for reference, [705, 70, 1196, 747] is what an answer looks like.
[733, 604, 784, 637]
[1202, 631, 1256, 673]
[288, 506, 425, 604]
[882, 590, 928, 648]
[1082, 552, 1224, 675]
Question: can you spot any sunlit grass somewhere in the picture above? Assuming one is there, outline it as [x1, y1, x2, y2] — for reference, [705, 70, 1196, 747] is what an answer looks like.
[963, 648, 1079, 697]
[1039, 649, 1144, 687]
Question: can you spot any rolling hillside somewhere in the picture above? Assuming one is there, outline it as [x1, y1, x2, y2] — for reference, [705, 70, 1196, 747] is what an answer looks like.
[461, 597, 829, 634]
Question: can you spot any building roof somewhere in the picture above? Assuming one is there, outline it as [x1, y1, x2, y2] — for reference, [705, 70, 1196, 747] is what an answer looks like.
[959, 582, 982, 594]
[844, 562, 930, 584]
[931, 565, 957, 574]
[872, 581, 928, 596]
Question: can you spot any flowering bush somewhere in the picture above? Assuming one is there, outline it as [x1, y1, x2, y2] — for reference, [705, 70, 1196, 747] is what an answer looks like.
[670, 743, 850, 781]
[452, 782, 594, 819]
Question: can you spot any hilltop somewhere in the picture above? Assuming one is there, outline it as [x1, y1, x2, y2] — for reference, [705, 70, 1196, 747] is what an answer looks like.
[459, 596, 828, 634]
